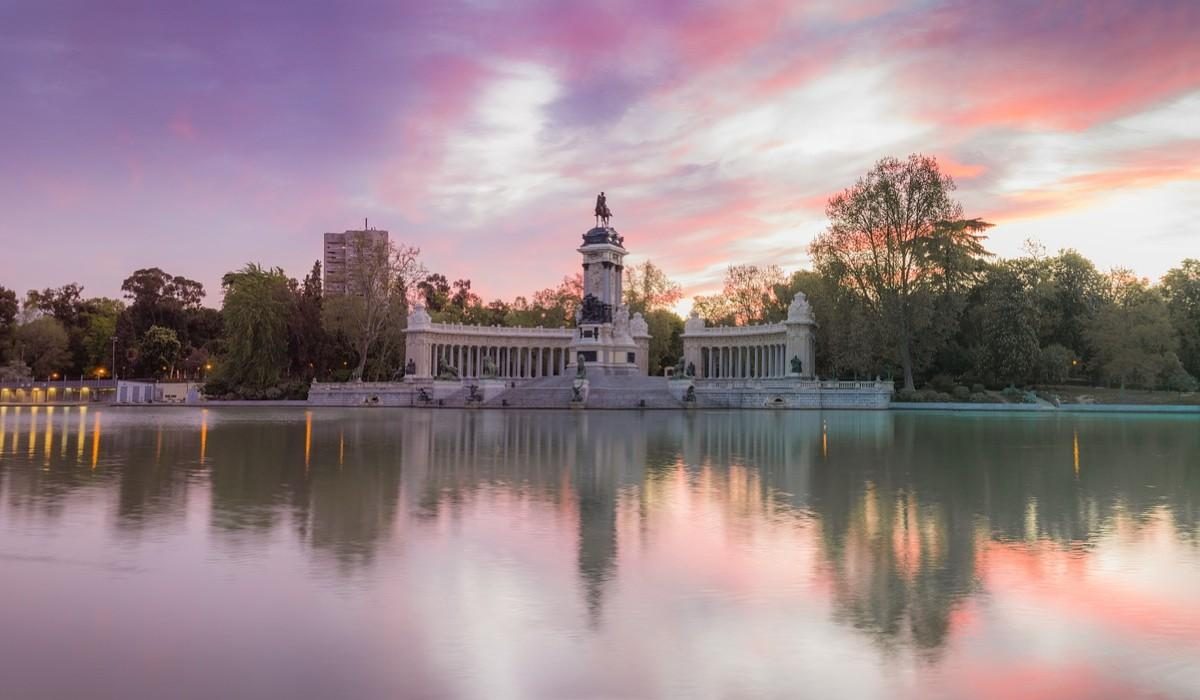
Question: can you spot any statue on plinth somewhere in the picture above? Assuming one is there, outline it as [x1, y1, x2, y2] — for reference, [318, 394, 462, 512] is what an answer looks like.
[481, 356, 497, 378]
[436, 359, 459, 380]
[576, 353, 587, 378]
[790, 355, 803, 375]
[405, 358, 416, 377]
[579, 294, 612, 324]
[594, 191, 613, 227]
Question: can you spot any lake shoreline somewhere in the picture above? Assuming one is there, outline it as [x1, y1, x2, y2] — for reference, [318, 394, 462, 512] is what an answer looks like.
[9, 400, 1198, 415]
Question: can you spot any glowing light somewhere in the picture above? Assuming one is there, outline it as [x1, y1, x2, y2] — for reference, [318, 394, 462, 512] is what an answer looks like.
[304, 411, 312, 468]
[43, 406, 54, 466]
[10, 407, 20, 453]
[199, 410, 208, 465]
[338, 429, 344, 467]
[76, 406, 87, 461]
[28, 406, 39, 457]
[59, 406, 69, 457]
[0, 406, 7, 456]
[90, 411, 101, 469]
[1073, 430, 1080, 477]
[822, 420, 828, 459]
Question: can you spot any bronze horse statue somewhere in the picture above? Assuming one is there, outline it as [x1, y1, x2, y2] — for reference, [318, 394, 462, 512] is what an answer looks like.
[594, 191, 613, 227]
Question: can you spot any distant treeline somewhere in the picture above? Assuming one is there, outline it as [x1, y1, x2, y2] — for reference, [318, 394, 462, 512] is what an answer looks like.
[2, 155, 1197, 398]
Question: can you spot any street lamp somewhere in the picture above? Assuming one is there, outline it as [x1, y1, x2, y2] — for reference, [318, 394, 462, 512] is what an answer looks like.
[111, 336, 118, 382]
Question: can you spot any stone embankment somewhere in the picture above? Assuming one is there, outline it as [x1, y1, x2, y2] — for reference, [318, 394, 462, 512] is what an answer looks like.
[307, 377, 891, 410]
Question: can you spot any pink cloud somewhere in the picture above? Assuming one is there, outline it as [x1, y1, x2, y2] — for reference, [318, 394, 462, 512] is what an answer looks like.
[899, 1, 1200, 131]
[988, 140, 1200, 222]
[168, 113, 196, 141]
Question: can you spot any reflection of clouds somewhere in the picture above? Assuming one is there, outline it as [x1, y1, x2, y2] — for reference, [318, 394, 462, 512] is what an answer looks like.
[0, 408, 1198, 698]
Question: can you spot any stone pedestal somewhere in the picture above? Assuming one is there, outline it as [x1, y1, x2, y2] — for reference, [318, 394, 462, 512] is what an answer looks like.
[567, 226, 644, 376]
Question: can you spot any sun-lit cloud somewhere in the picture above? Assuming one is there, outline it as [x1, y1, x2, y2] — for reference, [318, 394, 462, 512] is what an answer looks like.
[0, 0, 1197, 304]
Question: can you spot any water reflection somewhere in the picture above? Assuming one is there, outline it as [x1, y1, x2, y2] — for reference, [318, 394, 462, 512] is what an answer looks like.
[0, 407, 1197, 698]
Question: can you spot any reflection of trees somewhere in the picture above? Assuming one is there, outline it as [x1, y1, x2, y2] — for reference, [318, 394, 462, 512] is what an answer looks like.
[808, 413, 1200, 653]
[3, 405, 1197, 654]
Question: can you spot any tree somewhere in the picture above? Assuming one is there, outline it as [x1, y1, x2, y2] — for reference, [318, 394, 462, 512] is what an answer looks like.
[140, 325, 182, 379]
[773, 269, 880, 378]
[450, 279, 480, 311]
[624, 261, 682, 314]
[119, 268, 206, 337]
[644, 309, 684, 374]
[1162, 259, 1200, 378]
[323, 239, 423, 381]
[1086, 276, 1182, 389]
[690, 264, 785, 326]
[1036, 344, 1077, 384]
[24, 283, 86, 323]
[810, 154, 973, 390]
[81, 298, 123, 375]
[218, 264, 292, 389]
[725, 264, 785, 324]
[418, 273, 451, 313]
[0, 285, 17, 362]
[690, 293, 736, 326]
[978, 264, 1040, 386]
[14, 317, 70, 378]
[287, 261, 329, 379]
[522, 274, 584, 327]
[1045, 251, 1107, 358]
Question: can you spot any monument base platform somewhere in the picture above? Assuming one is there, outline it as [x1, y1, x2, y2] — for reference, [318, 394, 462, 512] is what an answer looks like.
[308, 377, 891, 409]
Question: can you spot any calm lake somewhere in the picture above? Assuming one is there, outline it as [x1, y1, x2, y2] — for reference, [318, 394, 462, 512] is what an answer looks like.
[0, 406, 1197, 699]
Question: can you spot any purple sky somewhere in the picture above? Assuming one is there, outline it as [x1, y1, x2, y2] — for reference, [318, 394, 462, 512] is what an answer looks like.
[3, 0, 1198, 308]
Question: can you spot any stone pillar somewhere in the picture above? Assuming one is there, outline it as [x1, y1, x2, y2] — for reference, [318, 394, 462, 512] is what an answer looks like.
[784, 294, 818, 378]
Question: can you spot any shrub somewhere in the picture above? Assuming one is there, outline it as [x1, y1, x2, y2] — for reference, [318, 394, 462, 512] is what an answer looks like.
[895, 388, 919, 402]
[971, 383, 986, 394]
[282, 381, 311, 400]
[969, 392, 993, 403]
[952, 385, 971, 401]
[917, 388, 942, 403]
[1037, 344, 1077, 384]
[263, 386, 283, 400]
[1001, 386, 1024, 402]
[929, 374, 956, 393]
[1165, 367, 1199, 393]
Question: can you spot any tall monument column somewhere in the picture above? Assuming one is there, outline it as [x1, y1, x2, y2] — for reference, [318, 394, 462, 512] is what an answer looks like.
[569, 193, 645, 375]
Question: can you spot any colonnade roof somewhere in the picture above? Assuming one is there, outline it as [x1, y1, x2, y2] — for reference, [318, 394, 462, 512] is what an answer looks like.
[405, 323, 575, 339]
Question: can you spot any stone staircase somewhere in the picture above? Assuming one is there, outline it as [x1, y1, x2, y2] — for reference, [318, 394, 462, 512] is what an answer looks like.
[583, 374, 681, 409]
[484, 376, 577, 409]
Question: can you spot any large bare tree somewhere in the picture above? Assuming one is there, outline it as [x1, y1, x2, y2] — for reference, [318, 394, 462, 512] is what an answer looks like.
[323, 237, 425, 381]
[810, 154, 966, 391]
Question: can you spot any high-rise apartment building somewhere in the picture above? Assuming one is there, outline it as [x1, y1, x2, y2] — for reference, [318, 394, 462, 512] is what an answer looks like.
[323, 222, 389, 296]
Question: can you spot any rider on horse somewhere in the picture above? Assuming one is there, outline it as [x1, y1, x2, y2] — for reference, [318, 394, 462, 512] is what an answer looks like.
[594, 192, 612, 227]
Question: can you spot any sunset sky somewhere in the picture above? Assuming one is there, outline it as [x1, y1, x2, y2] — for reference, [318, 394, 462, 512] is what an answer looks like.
[3, 0, 1198, 307]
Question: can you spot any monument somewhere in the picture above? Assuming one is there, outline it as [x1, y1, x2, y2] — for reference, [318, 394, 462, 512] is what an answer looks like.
[569, 195, 650, 376]
[306, 192, 891, 409]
